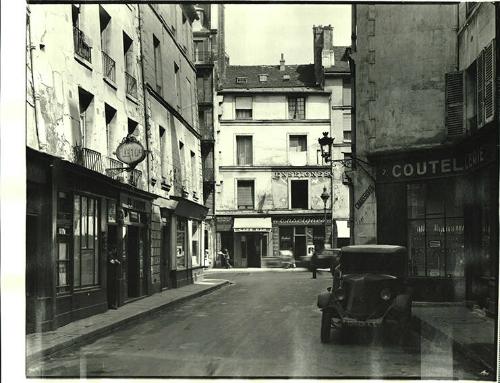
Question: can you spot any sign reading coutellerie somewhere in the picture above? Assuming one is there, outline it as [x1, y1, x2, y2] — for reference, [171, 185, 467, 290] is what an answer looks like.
[377, 143, 494, 182]
[115, 136, 147, 167]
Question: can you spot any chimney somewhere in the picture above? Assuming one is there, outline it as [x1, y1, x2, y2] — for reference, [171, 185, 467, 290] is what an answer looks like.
[313, 25, 324, 86]
[322, 25, 335, 67]
[279, 53, 285, 71]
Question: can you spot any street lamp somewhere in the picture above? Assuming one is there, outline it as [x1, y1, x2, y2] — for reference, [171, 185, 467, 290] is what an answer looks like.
[320, 187, 330, 249]
[318, 132, 337, 248]
[318, 131, 334, 163]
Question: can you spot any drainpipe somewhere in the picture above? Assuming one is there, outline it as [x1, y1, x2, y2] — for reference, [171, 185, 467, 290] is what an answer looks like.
[348, 4, 357, 244]
[137, 5, 151, 194]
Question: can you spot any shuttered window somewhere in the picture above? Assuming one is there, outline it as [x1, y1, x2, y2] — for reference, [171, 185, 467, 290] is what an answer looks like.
[237, 180, 254, 210]
[236, 135, 252, 165]
[483, 42, 495, 124]
[235, 97, 253, 120]
[476, 40, 496, 128]
[445, 71, 464, 137]
[477, 52, 484, 127]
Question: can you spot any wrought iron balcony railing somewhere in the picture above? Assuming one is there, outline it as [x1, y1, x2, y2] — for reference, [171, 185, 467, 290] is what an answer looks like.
[125, 72, 138, 98]
[73, 146, 103, 173]
[128, 168, 142, 188]
[105, 157, 126, 181]
[73, 26, 92, 62]
[102, 51, 116, 82]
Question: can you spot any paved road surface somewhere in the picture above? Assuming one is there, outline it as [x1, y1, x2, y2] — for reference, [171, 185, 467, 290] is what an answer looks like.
[28, 270, 483, 379]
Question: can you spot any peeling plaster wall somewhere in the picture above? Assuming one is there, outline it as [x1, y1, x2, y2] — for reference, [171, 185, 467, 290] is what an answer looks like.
[28, 4, 147, 182]
[353, 4, 458, 244]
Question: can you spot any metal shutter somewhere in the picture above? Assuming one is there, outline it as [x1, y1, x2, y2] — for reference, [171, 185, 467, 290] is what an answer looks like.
[445, 71, 464, 137]
[237, 181, 254, 209]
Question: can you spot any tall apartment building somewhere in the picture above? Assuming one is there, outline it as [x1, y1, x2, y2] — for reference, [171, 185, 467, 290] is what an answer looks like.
[214, 26, 352, 268]
[192, 4, 226, 267]
[26, 4, 206, 333]
[350, 4, 498, 312]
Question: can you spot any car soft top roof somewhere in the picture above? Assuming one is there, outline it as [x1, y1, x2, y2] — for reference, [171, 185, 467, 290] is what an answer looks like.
[341, 245, 406, 254]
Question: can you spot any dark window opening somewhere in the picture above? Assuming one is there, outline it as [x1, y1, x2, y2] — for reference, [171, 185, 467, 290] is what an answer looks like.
[128, 119, 138, 136]
[291, 180, 308, 209]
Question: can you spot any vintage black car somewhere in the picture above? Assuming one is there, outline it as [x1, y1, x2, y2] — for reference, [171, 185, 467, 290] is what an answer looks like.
[299, 247, 340, 271]
[317, 245, 412, 343]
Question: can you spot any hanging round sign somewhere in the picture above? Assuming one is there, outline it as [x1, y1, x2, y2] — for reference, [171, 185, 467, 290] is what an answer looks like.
[115, 135, 147, 168]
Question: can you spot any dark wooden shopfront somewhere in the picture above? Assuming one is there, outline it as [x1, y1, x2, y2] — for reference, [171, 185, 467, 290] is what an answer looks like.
[372, 129, 498, 308]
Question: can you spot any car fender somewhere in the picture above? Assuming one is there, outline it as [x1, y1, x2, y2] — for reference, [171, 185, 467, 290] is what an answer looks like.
[317, 291, 332, 309]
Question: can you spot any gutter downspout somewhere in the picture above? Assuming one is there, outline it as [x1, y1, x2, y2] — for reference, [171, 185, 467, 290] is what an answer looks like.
[348, 4, 357, 244]
[137, 5, 151, 194]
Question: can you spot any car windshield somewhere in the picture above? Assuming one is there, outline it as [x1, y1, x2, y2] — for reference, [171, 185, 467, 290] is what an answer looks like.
[341, 252, 405, 276]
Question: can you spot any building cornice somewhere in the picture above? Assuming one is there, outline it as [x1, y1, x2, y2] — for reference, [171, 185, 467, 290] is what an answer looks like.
[218, 88, 329, 94]
[219, 165, 330, 172]
[219, 119, 330, 125]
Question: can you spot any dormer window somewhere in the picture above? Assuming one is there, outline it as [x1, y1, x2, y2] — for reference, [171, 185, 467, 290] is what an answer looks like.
[236, 77, 247, 84]
[259, 74, 268, 82]
[283, 75, 290, 81]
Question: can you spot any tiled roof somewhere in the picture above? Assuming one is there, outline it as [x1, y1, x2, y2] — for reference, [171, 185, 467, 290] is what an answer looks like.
[222, 64, 318, 89]
[221, 46, 350, 90]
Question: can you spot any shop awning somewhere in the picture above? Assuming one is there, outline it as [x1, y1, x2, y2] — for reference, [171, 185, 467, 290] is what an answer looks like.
[337, 220, 350, 238]
[170, 196, 209, 220]
[233, 217, 272, 232]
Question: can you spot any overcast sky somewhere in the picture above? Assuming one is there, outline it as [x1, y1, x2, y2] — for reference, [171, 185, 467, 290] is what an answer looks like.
[224, 4, 351, 65]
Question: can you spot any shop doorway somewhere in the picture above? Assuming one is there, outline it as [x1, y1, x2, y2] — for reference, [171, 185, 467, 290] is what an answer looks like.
[107, 225, 119, 308]
[220, 232, 234, 265]
[294, 226, 307, 260]
[244, 233, 267, 267]
[26, 214, 39, 333]
[125, 226, 146, 300]
[160, 225, 170, 289]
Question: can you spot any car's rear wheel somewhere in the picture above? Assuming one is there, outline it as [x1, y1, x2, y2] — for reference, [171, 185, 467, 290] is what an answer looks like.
[321, 311, 332, 343]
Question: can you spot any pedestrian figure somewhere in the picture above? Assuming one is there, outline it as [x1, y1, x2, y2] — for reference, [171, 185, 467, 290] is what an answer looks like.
[311, 248, 318, 279]
[223, 248, 232, 269]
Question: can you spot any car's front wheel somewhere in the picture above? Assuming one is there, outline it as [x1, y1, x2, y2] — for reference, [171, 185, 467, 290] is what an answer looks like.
[320, 311, 332, 343]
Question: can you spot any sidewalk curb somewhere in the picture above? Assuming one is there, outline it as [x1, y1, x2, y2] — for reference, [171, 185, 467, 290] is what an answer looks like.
[412, 315, 495, 375]
[27, 281, 231, 365]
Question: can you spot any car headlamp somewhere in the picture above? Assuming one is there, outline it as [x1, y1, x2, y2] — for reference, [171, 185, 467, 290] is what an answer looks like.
[380, 288, 391, 301]
[334, 288, 346, 301]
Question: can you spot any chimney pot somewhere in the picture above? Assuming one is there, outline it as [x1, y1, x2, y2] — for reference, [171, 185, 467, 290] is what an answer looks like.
[279, 53, 285, 71]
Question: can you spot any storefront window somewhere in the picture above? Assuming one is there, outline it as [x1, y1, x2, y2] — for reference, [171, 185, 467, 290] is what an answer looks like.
[279, 227, 293, 250]
[176, 218, 186, 269]
[407, 180, 464, 278]
[192, 220, 200, 266]
[74, 194, 100, 288]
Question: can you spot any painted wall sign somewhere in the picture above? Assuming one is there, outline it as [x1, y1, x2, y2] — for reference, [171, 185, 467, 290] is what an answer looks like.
[115, 136, 147, 167]
[377, 142, 495, 182]
[274, 217, 331, 225]
[273, 170, 331, 179]
[355, 184, 375, 209]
